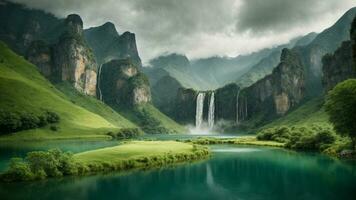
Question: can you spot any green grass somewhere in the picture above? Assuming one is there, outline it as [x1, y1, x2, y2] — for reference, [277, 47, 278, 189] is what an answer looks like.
[75, 141, 198, 163]
[185, 136, 284, 147]
[0, 42, 131, 141]
[55, 82, 136, 129]
[0, 141, 210, 182]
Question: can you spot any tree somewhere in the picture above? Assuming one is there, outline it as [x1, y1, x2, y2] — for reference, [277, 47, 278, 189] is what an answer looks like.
[325, 79, 356, 150]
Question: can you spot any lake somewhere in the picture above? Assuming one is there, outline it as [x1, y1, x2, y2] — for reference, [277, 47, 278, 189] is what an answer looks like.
[1, 143, 356, 200]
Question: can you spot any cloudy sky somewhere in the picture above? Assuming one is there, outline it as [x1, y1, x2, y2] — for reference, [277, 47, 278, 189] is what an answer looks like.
[11, 0, 356, 64]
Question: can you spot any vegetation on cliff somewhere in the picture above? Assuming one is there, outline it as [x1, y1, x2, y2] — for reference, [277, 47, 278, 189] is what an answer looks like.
[325, 79, 356, 150]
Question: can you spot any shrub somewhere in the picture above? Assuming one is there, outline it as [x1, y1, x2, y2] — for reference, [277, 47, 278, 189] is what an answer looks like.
[1, 149, 80, 181]
[258, 125, 337, 152]
[50, 125, 59, 131]
[108, 128, 143, 139]
[0, 110, 60, 134]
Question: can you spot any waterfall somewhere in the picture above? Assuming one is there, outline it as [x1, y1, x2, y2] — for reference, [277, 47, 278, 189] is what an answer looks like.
[97, 64, 103, 101]
[195, 93, 205, 128]
[245, 97, 248, 119]
[236, 90, 240, 124]
[208, 92, 215, 129]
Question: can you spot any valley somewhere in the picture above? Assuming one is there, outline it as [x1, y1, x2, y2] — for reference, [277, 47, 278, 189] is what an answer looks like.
[0, 1, 356, 199]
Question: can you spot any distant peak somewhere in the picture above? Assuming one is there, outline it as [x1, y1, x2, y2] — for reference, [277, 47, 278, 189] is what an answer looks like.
[65, 14, 83, 27]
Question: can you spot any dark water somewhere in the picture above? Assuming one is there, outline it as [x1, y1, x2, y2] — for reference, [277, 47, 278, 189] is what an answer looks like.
[1, 145, 356, 200]
[0, 140, 120, 171]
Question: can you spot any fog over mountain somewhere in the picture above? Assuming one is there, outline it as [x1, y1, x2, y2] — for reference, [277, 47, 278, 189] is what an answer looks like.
[10, 0, 356, 64]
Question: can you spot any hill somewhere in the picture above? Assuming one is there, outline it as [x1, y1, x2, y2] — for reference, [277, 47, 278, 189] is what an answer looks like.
[0, 42, 136, 141]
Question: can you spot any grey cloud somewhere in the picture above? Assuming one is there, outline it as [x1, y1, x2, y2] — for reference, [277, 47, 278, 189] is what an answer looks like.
[9, 0, 356, 62]
[236, 0, 349, 33]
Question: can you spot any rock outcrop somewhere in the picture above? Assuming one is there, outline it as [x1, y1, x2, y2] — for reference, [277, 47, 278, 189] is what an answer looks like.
[99, 59, 151, 107]
[215, 84, 239, 121]
[352, 17, 356, 70]
[152, 75, 183, 116]
[84, 23, 142, 67]
[239, 48, 305, 119]
[322, 16, 356, 91]
[322, 41, 354, 91]
[26, 14, 98, 96]
[174, 88, 197, 123]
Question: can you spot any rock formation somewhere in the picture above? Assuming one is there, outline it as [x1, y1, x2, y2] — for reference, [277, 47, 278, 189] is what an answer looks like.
[174, 88, 197, 123]
[152, 75, 183, 116]
[26, 14, 98, 96]
[239, 48, 305, 119]
[99, 59, 151, 107]
[322, 16, 356, 91]
[84, 22, 142, 67]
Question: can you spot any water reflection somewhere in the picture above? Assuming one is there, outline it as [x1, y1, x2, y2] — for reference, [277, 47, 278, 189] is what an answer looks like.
[1, 146, 356, 200]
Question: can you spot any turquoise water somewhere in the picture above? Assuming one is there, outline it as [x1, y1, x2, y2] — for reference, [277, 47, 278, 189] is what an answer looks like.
[1, 145, 356, 200]
[0, 140, 120, 171]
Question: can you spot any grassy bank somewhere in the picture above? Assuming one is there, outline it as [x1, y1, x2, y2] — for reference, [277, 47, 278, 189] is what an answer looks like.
[184, 136, 284, 147]
[1, 141, 210, 182]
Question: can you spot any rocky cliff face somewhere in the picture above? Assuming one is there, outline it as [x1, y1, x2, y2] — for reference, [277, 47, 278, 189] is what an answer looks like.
[294, 8, 356, 97]
[352, 17, 356, 70]
[239, 48, 305, 120]
[322, 41, 354, 91]
[152, 75, 183, 116]
[26, 14, 98, 96]
[84, 23, 142, 67]
[99, 59, 150, 107]
[322, 16, 356, 92]
[0, 1, 64, 54]
[215, 84, 239, 121]
[174, 88, 197, 123]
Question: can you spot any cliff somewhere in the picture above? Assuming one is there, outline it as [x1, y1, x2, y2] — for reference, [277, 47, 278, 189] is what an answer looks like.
[99, 59, 151, 107]
[322, 16, 356, 92]
[239, 49, 305, 121]
[152, 75, 183, 116]
[322, 41, 354, 91]
[26, 14, 98, 96]
[84, 23, 142, 67]
[174, 88, 197, 123]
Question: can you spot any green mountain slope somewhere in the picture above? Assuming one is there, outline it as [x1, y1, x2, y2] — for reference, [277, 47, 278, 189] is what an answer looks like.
[0, 42, 136, 141]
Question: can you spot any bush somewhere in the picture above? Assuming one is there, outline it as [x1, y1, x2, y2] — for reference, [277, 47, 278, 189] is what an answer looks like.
[1, 149, 80, 181]
[257, 125, 337, 152]
[107, 128, 143, 139]
[0, 110, 60, 134]
[50, 125, 59, 131]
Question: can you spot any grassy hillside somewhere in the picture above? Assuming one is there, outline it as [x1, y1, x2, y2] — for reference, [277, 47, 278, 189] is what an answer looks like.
[0, 42, 135, 141]
[55, 82, 136, 128]
[263, 97, 330, 129]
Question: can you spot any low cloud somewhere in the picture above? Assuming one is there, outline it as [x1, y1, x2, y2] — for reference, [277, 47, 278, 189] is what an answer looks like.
[10, 0, 356, 63]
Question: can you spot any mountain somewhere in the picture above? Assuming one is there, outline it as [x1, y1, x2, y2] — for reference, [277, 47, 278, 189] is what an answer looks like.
[0, 0, 64, 55]
[84, 22, 142, 67]
[295, 7, 356, 96]
[235, 32, 317, 88]
[0, 41, 136, 140]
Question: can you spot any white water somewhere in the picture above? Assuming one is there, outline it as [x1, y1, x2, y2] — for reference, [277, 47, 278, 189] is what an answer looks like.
[236, 90, 240, 124]
[97, 64, 103, 101]
[208, 92, 215, 129]
[195, 93, 205, 128]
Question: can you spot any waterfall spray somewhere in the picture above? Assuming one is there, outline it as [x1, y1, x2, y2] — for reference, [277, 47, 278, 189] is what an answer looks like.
[236, 90, 240, 124]
[208, 92, 215, 129]
[97, 64, 103, 101]
[195, 93, 205, 128]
